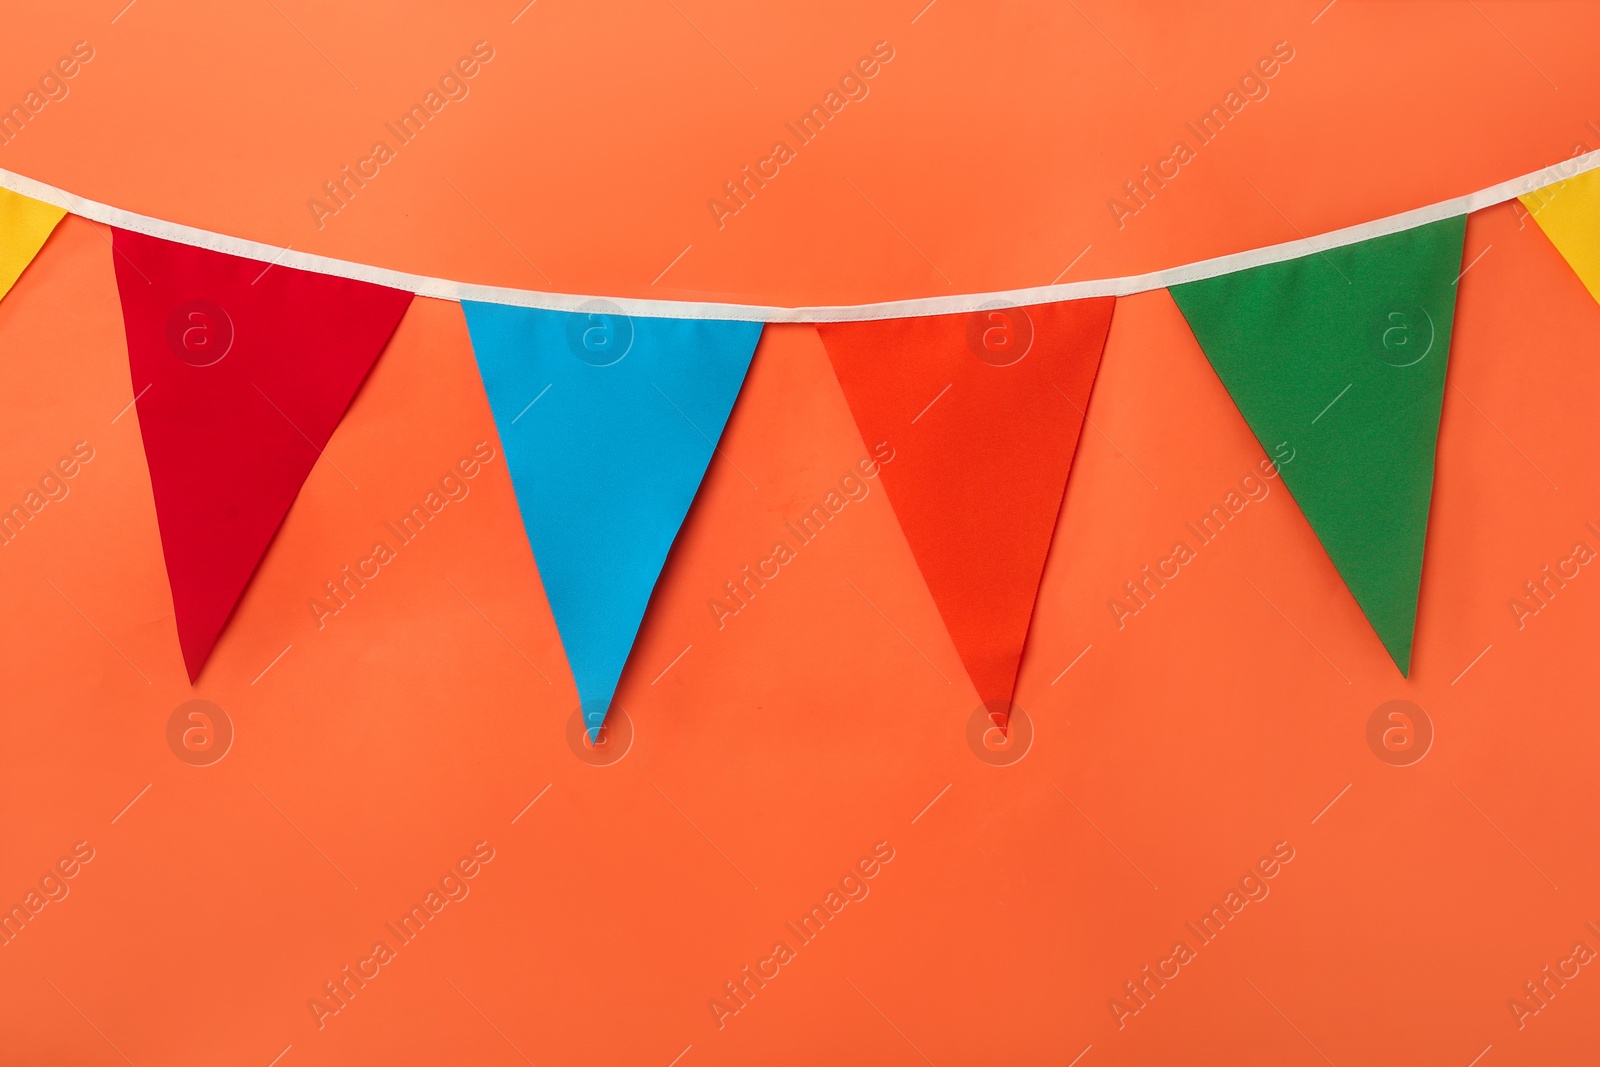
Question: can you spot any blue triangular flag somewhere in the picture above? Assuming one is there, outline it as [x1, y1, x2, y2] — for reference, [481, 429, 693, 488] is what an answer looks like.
[462, 301, 762, 735]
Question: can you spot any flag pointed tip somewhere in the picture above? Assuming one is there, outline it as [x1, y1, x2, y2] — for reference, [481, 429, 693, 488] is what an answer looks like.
[1385, 639, 1412, 678]
[582, 698, 612, 743]
[981, 696, 1016, 736]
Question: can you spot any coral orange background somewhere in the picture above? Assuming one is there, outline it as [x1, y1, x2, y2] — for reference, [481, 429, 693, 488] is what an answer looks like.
[2, 3, 1599, 1064]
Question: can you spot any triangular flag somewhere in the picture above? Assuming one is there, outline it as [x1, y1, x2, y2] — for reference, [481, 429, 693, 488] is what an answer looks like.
[461, 302, 761, 733]
[0, 188, 66, 304]
[1522, 168, 1600, 304]
[1170, 216, 1466, 674]
[817, 298, 1116, 714]
[112, 230, 413, 680]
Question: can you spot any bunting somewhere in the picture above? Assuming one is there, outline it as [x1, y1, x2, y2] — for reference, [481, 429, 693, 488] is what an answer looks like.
[111, 229, 413, 680]
[461, 302, 761, 735]
[818, 299, 1116, 716]
[1170, 216, 1467, 674]
[0, 188, 65, 305]
[0, 155, 1585, 689]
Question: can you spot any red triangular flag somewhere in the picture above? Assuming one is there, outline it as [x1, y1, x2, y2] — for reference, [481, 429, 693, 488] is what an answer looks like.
[111, 230, 413, 680]
[818, 298, 1115, 713]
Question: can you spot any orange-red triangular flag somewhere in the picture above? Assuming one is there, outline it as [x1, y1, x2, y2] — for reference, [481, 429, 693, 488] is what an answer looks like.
[818, 298, 1115, 714]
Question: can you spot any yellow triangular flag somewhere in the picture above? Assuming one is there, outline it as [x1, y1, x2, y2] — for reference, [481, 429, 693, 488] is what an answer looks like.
[1523, 169, 1600, 304]
[0, 187, 66, 304]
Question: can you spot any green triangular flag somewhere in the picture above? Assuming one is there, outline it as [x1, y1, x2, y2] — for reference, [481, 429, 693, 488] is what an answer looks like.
[1170, 215, 1466, 675]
